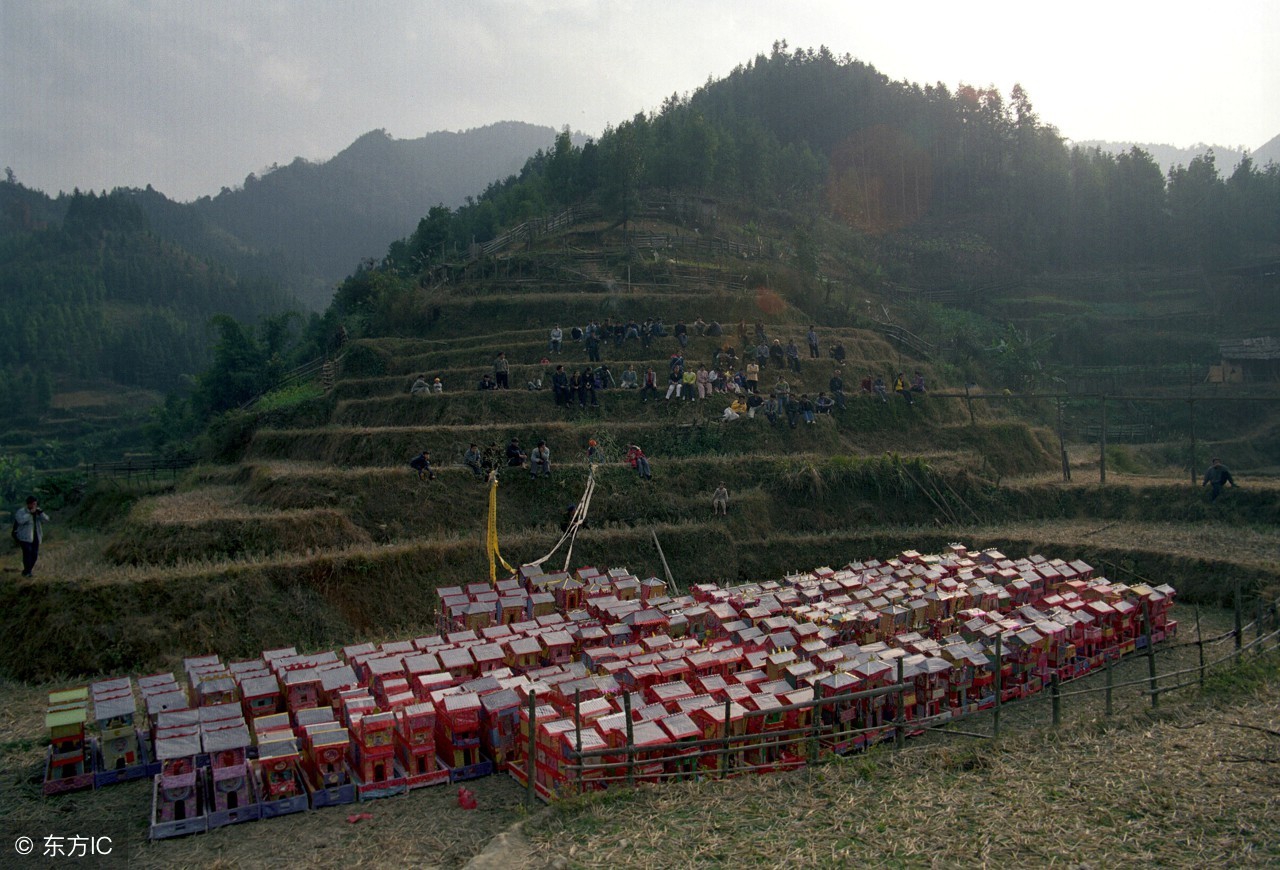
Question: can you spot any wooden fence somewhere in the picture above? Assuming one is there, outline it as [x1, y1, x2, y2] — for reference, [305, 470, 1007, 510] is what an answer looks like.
[86, 455, 195, 481]
[519, 591, 1278, 803]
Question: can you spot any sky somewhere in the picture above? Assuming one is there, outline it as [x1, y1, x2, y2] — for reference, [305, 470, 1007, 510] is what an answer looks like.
[3, 0, 1278, 202]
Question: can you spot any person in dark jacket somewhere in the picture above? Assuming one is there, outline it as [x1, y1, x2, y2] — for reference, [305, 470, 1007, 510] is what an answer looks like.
[1202, 458, 1236, 501]
[409, 450, 436, 481]
[13, 495, 49, 577]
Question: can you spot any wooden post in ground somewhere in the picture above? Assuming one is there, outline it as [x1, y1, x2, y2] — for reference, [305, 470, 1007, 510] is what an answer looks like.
[574, 689, 583, 796]
[1099, 395, 1107, 484]
[894, 658, 906, 751]
[1144, 600, 1158, 709]
[1051, 673, 1061, 727]
[992, 633, 1003, 739]
[1104, 656, 1114, 717]
[1057, 398, 1070, 482]
[525, 690, 537, 807]
[624, 691, 635, 788]
[1235, 580, 1244, 664]
[1195, 605, 1206, 688]
[721, 696, 732, 778]
[1188, 397, 1197, 486]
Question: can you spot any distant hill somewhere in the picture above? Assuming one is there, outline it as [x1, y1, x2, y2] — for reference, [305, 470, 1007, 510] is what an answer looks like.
[1070, 137, 1280, 176]
[180, 122, 575, 307]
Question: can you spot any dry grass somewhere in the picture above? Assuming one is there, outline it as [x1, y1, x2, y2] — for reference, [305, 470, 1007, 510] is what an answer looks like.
[521, 647, 1280, 869]
[0, 672, 528, 869]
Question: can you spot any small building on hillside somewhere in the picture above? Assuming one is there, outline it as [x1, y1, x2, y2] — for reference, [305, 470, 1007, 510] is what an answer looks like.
[1211, 337, 1280, 383]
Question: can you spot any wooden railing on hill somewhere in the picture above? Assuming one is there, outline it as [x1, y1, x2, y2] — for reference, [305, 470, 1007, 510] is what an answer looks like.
[239, 353, 344, 411]
[627, 232, 761, 260]
[86, 455, 195, 481]
[872, 322, 935, 359]
[472, 205, 600, 260]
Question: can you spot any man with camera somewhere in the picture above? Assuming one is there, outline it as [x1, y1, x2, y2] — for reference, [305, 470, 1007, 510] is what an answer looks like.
[13, 495, 49, 577]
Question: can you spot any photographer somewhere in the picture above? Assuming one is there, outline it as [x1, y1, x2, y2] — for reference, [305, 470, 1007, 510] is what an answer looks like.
[13, 495, 49, 577]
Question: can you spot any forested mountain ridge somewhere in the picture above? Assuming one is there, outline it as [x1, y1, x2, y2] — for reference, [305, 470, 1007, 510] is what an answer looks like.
[0, 183, 297, 419]
[373, 44, 1280, 290]
[185, 121, 575, 306]
[1073, 134, 1280, 179]
[0, 122, 578, 424]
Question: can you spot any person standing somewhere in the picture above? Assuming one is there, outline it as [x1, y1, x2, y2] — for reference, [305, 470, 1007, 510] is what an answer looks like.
[13, 495, 48, 577]
[785, 339, 801, 373]
[549, 325, 563, 354]
[1202, 458, 1236, 501]
[746, 361, 760, 394]
[807, 325, 820, 359]
[712, 483, 729, 516]
[494, 352, 510, 389]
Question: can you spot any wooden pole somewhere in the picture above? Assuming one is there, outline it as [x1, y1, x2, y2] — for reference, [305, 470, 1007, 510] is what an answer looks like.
[1144, 600, 1158, 709]
[525, 690, 537, 807]
[1099, 395, 1107, 485]
[1050, 673, 1061, 727]
[992, 633, 1002, 738]
[1195, 605, 1206, 688]
[623, 691, 635, 788]
[1104, 655, 1114, 717]
[1188, 397, 1197, 486]
[652, 530, 677, 595]
[1234, 580, 1244, 663]
[721, 696, 732, 779]
[574, 688, 583, 796]
[1057, 398, 1071, 482]
[894, 658, 906, 750]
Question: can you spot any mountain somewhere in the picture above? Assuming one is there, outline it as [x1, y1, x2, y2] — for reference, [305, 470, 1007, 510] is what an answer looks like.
[0, 184, 298, 420]
[181, 122, 574, 307]
[1067, 139, 1279, 177]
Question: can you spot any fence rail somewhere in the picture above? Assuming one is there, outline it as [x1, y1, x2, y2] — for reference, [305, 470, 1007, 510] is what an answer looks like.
[516, 595, 1278, 805]
[85, 456, 195, 480]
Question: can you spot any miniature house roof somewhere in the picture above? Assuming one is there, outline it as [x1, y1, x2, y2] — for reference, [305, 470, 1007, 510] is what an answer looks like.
[156, 731, 202, 759]
[204, 723, 251, 753]
[93, 694, 137, 722]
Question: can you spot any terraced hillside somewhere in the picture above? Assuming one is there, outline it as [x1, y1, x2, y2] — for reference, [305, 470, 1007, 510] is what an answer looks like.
[4, 211, 1278, 680]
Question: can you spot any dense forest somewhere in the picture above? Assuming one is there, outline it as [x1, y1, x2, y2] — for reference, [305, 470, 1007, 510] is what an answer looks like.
[380, 44, 1279, 284]
[0, 183, 297, 419]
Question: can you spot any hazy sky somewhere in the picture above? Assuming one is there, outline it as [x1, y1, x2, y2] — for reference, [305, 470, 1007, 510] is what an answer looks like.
[4, 1, 1278, 202]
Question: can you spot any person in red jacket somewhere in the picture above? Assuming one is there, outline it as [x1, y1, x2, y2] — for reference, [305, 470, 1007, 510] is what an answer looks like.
[625, 445, 652, 480]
